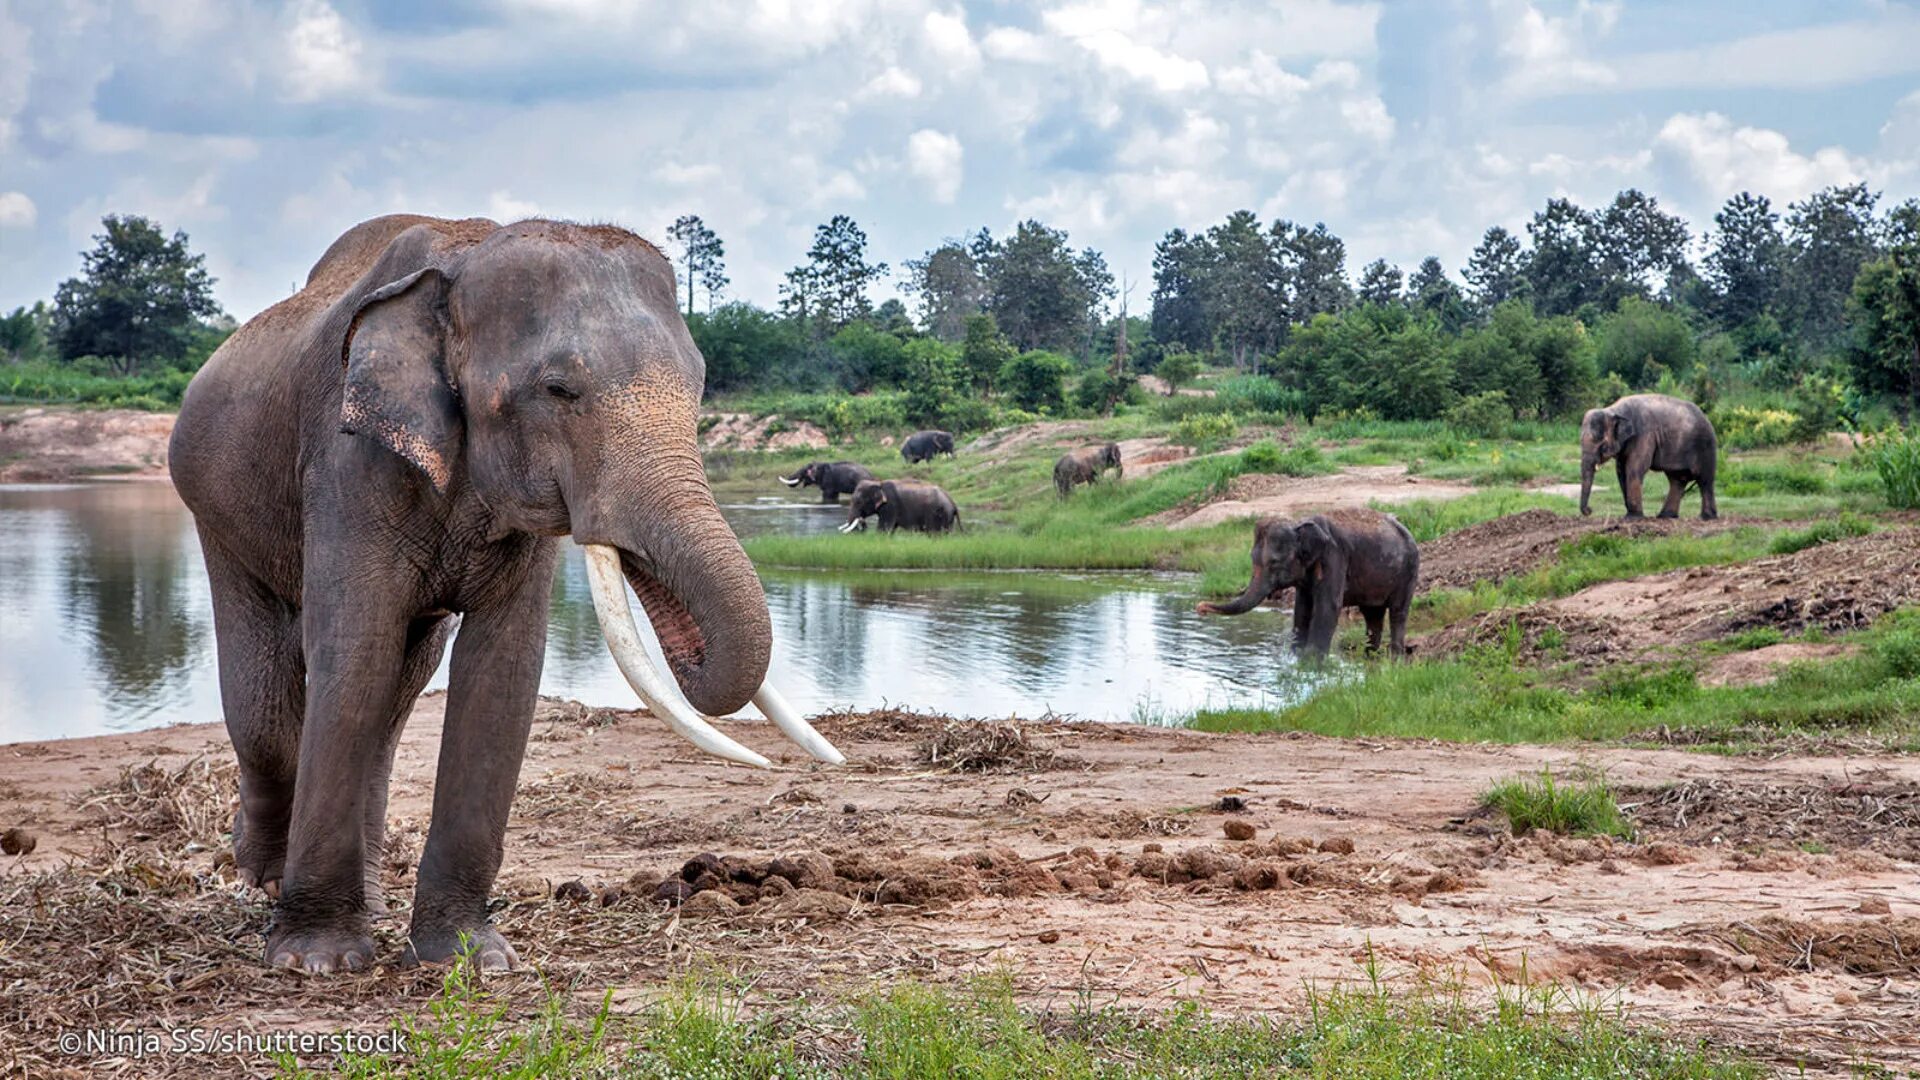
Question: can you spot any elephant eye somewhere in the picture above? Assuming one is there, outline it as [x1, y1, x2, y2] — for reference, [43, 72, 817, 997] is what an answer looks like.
[544, 379, 580, 401]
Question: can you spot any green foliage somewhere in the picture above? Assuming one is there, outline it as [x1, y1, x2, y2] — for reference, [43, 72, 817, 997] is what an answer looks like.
[1154, 345, 1200, 394]
[1863, 425, 1920, 509]
[1444, 389, 1512, 438]
[1484, 770, 1636, 839]
[997, 349, 1074, 413]
[1071, 366, 1139, 415]
[959, 312, 1015, 394]
[0, 360, 195, 408]
[1846, 248, 1920, 412]
[689, 302, 809, 393]
[1713, 405, 1802, 450]
[51, 214, 223, 376]
[829, 321, 910, 392]
[1272, 305, 1456, 421]
[1767, 513, 1873, 554]
[1388, 491, 1578, 543]
[1213, 374, 1302, 417]
[0, 301, 53, 364]
[1238, 439, 1329, 477]
[1594, 297, 1695, 388]
[1173, 412, 1237, 452]
[900, 337, 963, 429]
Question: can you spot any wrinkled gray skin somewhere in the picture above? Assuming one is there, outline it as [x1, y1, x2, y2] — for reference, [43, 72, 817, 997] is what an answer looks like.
[1579, 393, 1718, 520]
[845, 479, 958, 533]
[1196, 509, 1419, 659]
[781, 460, 874, 503]
[169, 215, 769, 974]
[901, 430, 955, 464]
[1053, 442, 1123, 496]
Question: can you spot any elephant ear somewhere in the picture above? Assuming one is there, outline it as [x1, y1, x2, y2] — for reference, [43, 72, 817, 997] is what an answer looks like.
[1294, 519, 1332, 564]
[339, 268, 461, 493]
[1610, 409, 1639, 443]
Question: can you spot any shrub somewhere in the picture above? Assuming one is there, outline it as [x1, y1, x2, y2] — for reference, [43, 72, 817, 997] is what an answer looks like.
[1789, 375, 1847, 443]
[1444, 390, 1512, 438]
[1239, 439, 1329, 477]
[997, 350, 1073, 413]
[1173, 413, 1238, 452]
[1213, 375, 1302, 417]
[1154, 347, 1200, 394]
[1873, 627, 1920, 680]
[1864, 426, 1920, 509]
[1071, 367, 1139, 414]
[1767, 514, 1873, 555]
[1595, 297, 1694, 388]
[1714, 406, 1801, 450]
[1483, 769, 1635, 840]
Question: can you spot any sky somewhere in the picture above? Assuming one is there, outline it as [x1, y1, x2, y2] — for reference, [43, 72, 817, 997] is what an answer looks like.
[2, 0, 1919, 322]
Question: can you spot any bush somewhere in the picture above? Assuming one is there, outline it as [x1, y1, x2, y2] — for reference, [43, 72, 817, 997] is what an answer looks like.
[1239, 439, 1329, 477]
[1789, 375, 1847, 443]
[1071, 367, 1140, 414]
[1864, 426, 1920, 509]
[1154, 347, 1200, 394]
[1714, 406, 1800, 450]
[1595, 297, 1694, 389]
[1767, 514, 1872, 555]
[1173, 413, 1238, 452]
[997, 350, 1073, 413]
[1483, 769, 1635, 840]
[1444, 390, 1512, 438]
[1213, 375, 1302, 417]
[1872, 627, 1920, 680]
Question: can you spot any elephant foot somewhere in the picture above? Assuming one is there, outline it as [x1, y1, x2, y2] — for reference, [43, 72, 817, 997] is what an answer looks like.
[1656, 510, 1678, 519]
[232, 805, 287, 899]
[403, 923, 519, 971]
[1701, 510, 1718, 521]
[266, 920, 375, 974]
[1622, 512, 1645, 521]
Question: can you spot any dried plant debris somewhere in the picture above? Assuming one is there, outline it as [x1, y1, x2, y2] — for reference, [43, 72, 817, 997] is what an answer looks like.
[916, 721, 1070, 774]
[75, 757, 237, 847]
[1625, 778, 1920, 861]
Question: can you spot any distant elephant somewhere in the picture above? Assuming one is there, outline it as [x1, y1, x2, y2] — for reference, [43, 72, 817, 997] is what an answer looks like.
[1580, 393, 1718, 520]
[1196, 508, 1419, 659]
[841, 479, 958, 534]
[1053, 442, 1123, 496]
[779, 460, 875, 503]
[901, 430, 955, 464]
[167, 215, 840, 975]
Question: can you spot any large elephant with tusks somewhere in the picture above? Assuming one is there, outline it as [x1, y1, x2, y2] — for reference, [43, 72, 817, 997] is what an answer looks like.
[168, 215, 843, 974]
[1580, 393, 1718, 520]
[841, 479, 958, 533]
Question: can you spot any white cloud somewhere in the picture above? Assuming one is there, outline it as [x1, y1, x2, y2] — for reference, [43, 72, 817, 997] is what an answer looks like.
[1612, 9, 1920, 91]
[1043, 0, 1211, 94]
[1217, 51, 1310, 102]
[488, 190, 541, 221]
[857, 66, 922, 100]
[282, 0, 363, 102]
[0, 192, 36, 228]
[1653, 112, 1863, 207]
[905, 129, 964, 204]
[922, 10, 980, 71]
[1494, 0, 1617, 96]
[981, 26, 1051, 63]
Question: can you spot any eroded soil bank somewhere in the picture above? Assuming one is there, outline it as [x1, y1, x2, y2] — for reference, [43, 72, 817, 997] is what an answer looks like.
[2, 699, 1916, 1077]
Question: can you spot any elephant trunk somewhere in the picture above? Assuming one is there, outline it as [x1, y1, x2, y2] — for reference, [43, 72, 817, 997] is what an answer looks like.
[1200, 564, 1277, 616]
[1579, 453, 1596, 516]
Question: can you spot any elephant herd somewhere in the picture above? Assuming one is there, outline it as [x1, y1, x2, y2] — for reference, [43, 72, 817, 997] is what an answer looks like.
[778, 429, 961, 534]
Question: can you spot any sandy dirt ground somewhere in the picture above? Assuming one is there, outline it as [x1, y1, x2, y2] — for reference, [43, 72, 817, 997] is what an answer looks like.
[3, 700, 1917, 1076]
[0, 408, 175, 482]
[1165, 466, 1479, 529]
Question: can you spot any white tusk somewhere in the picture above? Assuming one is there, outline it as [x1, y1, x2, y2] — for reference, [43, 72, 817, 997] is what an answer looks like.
[839, 521, 859, 533]
[778, 476, 801, 487]
[753, 682, 845, 765]
[579, 544, 771, 769]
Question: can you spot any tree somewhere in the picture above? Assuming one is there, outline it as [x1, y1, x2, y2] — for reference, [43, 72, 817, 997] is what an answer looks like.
[1595, 297, 1695, 388]
[688, 301, 809, 393]
[52, 215, 221, 376]
[1155, 346, 1200, 395]
[666, 214, 727, 316]
[1272, 221, 1351, 326]
[1464, 226, 1528, 311]
[903, 240, 984, 342]
[978, 220, 1107, 354]
[826, 322, 908, 392]
[1356, 259, 1403, 307]
[1703, 192, 1785, 330]
[0, 302, 52, 364]
[997, 349, 1073, 413]
[1847, 247, 1920, 422]
[1887, 198, 1920, 251]
[1205, 210, 1277, 369]
[783, 215, 888, 332]
[1782, 183, 1879, 351]
[1524, 198, 1600, 316]
[1274, 305, 1453, 421]
[1149, 228, 1213, 353]
[901, 337, 963, 427]
[1590, 189, 1690, 306]
[959, 312, 1014, 394]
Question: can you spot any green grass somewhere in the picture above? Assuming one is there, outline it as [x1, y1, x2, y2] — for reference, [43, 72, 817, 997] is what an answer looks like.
[1385, 490, 1579, 543]
[1484, 769, 1636, 839]
[1190, 610, 1920, 747]
[310, 966, 1760, 1079]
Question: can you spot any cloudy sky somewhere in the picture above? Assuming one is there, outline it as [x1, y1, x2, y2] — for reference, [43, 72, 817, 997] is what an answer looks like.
[2, 0, 1918, 321]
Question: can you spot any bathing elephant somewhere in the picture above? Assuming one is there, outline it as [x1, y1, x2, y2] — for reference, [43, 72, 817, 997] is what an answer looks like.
[841, 479, 958, 534]
[168, 215, 841, 975]
[779, 460, 875, 503]
[901, 430, 955, 464]
[1580, 393, 1718, 520]
[1196, 508, 1419, 659]
[1053, 442, 1122, 496]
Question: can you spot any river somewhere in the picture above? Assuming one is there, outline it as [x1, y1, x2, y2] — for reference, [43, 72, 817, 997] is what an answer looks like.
[0, 482, 1313, 742]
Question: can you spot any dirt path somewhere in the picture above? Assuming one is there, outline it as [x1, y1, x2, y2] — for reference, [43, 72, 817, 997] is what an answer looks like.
[1165, 466, 1477, 529]
[0, 407, 175, 482]
[4, 702, 1916, 1075]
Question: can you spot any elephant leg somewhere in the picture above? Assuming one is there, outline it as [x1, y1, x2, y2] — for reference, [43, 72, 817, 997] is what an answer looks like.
[1657, 472, 1687, 519]
[1387, 589, 1412, 659]
[405, 549, 553, 970]
[1699, 464, 1718, 520]
[1289, 589, 1311, 654]
[1360, 605, 1385, 657]
[360, 613, 457, 917]
[1305, 567, 1346, 658]
[200, 530, 303, 900]
[1617, 459, 1645, 518]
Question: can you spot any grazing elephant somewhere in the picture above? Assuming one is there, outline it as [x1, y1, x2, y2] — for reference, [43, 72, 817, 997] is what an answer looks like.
[168, 215, 841, 974]
[1580, 393, 1718, 520]
[840, 479, 958, 533]
[1196, 508, 1419, 659]
[901, 430, 955, 464]
[779, 460, 875, 503]
[1053, 442, 1123, 496]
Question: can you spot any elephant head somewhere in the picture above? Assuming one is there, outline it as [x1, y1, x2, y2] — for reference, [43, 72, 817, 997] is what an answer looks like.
[1100, 442, 1123, 473]
[840, 479, 885, 532]
[1196, 516, 1332, 615]
[1579, 406, 1638, 517]
[340, 221, 839, 766]
[779, 462, 822, 488]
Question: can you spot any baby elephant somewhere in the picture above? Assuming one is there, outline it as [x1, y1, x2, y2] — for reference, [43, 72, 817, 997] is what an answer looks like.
[1054, 442, 1123, 496]
[901, 430, 956, 464]
[841, 479, 959, 534]
[1197, 508, 1419, 659]
[780, 460, 875, 503]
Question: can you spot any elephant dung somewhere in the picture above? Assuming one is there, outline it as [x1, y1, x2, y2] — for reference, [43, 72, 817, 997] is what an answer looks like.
[1223, 819, 1257, 842]
[681, 890, 741, 918]
[1, 828, 35, 856]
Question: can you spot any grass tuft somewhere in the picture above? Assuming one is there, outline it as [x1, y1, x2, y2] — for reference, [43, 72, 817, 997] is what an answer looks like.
[1483, 769, 1636, 840]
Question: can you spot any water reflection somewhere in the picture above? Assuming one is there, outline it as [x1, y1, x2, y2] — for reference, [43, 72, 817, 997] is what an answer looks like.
[0, 485, 1311, 743]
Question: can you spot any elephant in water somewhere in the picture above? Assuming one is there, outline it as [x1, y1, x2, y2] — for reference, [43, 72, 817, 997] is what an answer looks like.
[1197, 508, 1419, 659]
[780, 460, 875, 503]
[900, 430, 955, 464]
[1054, 442, 1123, 496]
[1580, 393, 1718, 520]
[841, 479, 958, 533]
[168, 215, 842, 974]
